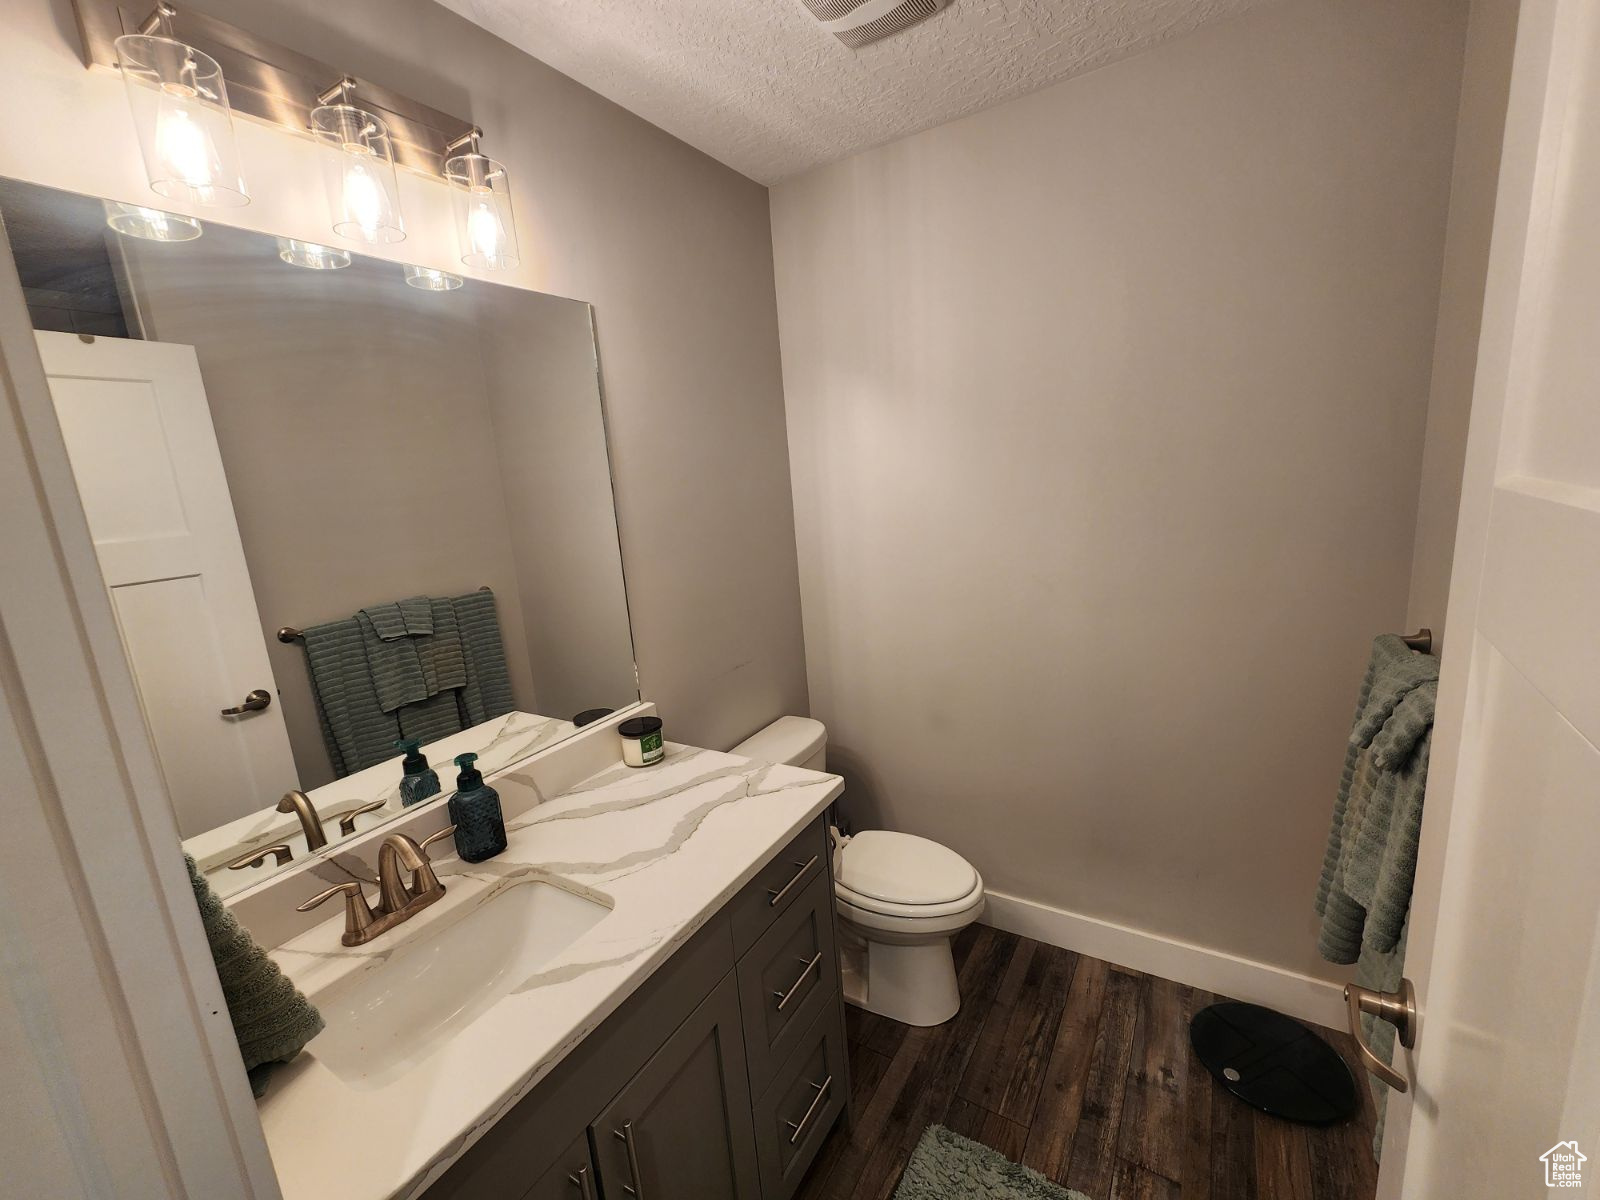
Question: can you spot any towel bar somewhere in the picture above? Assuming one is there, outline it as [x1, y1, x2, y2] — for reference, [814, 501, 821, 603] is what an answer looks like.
[1400, 628, 1433, 655]
[277, 586, 493, 642]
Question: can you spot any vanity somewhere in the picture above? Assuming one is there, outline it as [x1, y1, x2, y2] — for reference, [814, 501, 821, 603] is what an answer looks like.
[257, 728, 848, 1200]
[0, 165, 847, 1200]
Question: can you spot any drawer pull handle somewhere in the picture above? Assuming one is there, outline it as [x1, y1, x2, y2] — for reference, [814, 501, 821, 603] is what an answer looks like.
[568, 1164, 597, 1199]
[767, 855, 819, 908]
[773, 952, 824, 1012]
[786, 1075, 834, 1145]
[613, 1122, 645, 1197]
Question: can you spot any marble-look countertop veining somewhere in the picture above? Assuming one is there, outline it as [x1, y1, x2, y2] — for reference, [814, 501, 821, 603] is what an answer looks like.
[258, 742, 843, 1200]
[189, 711, 578, 896]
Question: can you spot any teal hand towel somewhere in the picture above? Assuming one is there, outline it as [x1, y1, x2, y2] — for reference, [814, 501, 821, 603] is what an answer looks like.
[1315, 635, 1439, 964]
[185, 854, 323, 1096]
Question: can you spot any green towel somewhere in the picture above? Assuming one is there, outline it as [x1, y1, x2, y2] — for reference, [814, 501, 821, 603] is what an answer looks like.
[451, 589, 515, 724]
[301, 590, 515, 776]
[362, 595, 435, 640]
[302, 617, 399, 776]
[185, 854, 323, 1096]
[1315, 633, 1438, 964]
[356, 600, 469, 714]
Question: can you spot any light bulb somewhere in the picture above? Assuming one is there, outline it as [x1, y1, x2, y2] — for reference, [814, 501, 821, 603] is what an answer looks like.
[154, 97, 217, 190]
[403, 265, 464, 291]
[104, 201, 202, 242]
[342, 156, 385, 239]
[467, 191, 505, 261]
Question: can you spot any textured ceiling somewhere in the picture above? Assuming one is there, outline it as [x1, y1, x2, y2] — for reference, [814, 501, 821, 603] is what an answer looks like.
[434, 0, 1278, 184]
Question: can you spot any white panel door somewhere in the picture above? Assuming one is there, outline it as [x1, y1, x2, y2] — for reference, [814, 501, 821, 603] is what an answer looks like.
[1380, 2, 1600, 1195]
[35, 331, 298, 837]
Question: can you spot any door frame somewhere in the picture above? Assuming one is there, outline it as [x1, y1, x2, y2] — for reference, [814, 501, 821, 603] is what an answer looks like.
[0, 217, 278, 1194]
[1376, 0, 1568, 1192]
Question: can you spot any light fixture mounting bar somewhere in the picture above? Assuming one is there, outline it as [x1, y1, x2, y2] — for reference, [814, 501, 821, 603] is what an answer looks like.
[71, 0, 474, 177]
[315, 75, 357, 107]
[443, 126, 485, 156]
[134, 2, 173, 35]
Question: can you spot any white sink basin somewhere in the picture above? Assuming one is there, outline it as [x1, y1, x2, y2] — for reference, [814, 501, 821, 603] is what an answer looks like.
[311, 880, 612, 1088]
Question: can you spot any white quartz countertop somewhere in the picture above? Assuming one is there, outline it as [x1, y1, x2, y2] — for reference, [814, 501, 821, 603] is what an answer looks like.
[258, 743, 843, 1200]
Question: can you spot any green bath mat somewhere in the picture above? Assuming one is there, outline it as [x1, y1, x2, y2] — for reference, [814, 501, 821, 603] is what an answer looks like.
[893, 1125, 1093, 1200]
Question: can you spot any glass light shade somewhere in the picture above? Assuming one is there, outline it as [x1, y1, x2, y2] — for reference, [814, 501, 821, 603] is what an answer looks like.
[103, 200, 202, 242]
[403, 265, 464, 291]
[276, 237, 351, 270]
[114, 35, 248, 208]
[444, 153, 519, 270]
[311, 104, 405, 244]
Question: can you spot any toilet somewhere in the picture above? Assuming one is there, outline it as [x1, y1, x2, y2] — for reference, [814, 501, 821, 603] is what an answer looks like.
[730, 717, 986, 1027]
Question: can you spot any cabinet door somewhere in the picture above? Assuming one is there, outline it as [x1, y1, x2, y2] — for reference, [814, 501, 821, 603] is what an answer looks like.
[520, 1133, 598, 1200]
[592, 972, 760, 1200]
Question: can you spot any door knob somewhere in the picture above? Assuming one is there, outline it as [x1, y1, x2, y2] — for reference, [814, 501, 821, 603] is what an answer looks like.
[220, 688, 273, 716]
[1344, 979, 1416, 1092]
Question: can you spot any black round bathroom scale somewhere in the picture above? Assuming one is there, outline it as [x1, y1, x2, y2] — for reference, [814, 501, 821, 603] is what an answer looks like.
[1189, 1001, 1359, 1124]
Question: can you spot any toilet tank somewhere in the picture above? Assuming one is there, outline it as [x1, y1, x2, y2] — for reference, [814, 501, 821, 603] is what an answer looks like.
[730, 716, 827, 772]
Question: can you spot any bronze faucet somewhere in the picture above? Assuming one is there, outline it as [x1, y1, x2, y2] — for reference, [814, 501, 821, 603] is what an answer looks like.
[277, 789, 330, 850]
[297, 826, 456, 946]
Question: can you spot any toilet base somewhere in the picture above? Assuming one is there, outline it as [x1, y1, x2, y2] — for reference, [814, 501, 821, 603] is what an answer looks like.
[838, 930, 961, 1027]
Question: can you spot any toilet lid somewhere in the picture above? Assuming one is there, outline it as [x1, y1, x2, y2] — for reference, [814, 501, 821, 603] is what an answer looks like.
[837, 830, 978, 907]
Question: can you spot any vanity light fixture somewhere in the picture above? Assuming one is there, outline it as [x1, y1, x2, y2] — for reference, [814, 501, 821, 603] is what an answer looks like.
[311, 77, 405, 244]
[402, 265, 464, 291]
[444, 127, 519, 271]
[114, 4, 248, 208]
[103, 199, 202, 242]
[276, 237, 351, 270]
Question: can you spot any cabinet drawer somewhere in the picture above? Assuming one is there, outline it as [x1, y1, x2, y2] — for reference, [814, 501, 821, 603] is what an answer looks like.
[728, 819, 828, 955]
[752, 1002, 847, 1200]
[737, 871, 839, 1096]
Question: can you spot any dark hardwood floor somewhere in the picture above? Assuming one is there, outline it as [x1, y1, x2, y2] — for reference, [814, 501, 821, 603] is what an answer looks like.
[796, 924, 1379, 1200]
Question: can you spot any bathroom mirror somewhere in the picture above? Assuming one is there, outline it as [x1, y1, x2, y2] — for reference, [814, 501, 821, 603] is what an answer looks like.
[0, 176, 638, 896]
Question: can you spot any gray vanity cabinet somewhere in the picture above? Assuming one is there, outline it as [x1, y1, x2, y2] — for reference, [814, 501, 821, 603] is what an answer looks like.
[517, 1134, 596, 1200]
[589, 972, 760, 1200]
[426, 817, 844, 1200]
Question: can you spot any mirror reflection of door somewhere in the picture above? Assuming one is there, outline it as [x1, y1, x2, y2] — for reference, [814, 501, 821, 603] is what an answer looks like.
[35, 330, 299, 836]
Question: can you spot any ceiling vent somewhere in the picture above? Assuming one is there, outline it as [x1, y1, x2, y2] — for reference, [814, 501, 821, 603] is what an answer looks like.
[799, 0, 952, 48]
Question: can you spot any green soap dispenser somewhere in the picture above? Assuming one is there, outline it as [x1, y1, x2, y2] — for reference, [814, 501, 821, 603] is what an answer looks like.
[396, 739, 441, 807]
[448, 752, 507, 863]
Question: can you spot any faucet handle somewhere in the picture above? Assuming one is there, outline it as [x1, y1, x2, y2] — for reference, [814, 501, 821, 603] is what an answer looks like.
[297, 881, 377, 946]
[410, 826, 457, 895]
[225, 843, 293, 871]
[337, 799, 389, 837]
[419, 825, 457, 856]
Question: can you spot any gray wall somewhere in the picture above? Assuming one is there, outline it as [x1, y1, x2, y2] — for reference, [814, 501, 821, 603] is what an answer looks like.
[0, 0, 809, 754]
[1404, 0, 1521, 655]
[771, 0, 1468, 980]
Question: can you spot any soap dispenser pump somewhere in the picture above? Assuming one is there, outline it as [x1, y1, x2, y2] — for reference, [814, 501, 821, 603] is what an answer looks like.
[396, 738, 441, 807]
[448, 752, 507, 863]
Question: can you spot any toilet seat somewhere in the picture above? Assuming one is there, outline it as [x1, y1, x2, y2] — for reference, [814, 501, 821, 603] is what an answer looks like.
[834, 829, 984, 921]
[834, 874, 985, 921]
[836, 829, 977, 905]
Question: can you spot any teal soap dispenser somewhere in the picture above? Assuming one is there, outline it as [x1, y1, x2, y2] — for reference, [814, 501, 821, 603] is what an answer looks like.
[396, 738, 441, 807]
[448, 752, 507, 863]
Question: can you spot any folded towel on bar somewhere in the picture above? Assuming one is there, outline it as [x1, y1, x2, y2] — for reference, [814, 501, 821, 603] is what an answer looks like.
[1315, 634, 1439, 964]
[185, 853, 322, 1096]
[302, 617, 396, 778]
[360, 595, 435, 641]
[356, 601, 467, 714]
[301, 590, 516, 776]
[451, 588, 515, 724]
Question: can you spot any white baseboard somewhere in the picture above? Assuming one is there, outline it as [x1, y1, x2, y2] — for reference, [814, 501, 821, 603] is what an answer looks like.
[981, 889, 1347, 1029]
